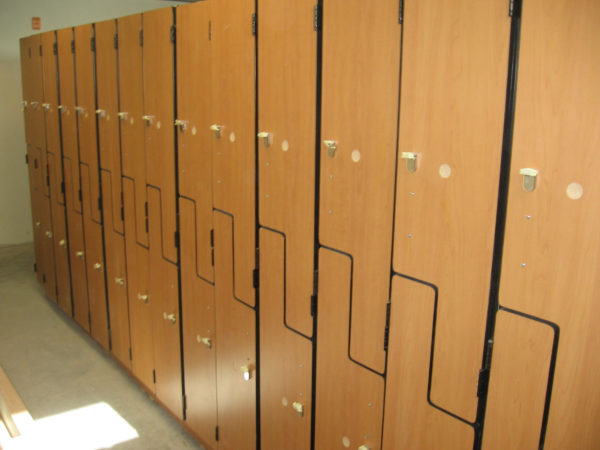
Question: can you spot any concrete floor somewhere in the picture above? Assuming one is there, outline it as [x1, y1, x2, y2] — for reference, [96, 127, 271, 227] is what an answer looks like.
[0, 243, 204, 449]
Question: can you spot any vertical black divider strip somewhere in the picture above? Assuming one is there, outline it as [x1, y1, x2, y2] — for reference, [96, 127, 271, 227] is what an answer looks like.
[171, 6, 186, 421]
[381, 4, 405, 443]
[310, 1, 323, 449]
[92, 24, 111, 350]
[473, 1, 522, 448]
[253, 1, 261, 448]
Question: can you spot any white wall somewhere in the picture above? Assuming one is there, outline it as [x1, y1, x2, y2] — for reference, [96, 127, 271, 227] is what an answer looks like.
[0, 0, 185, 245]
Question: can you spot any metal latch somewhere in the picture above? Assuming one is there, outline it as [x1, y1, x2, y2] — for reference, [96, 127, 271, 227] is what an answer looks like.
[42, 103, 51, 111]
[93, 262, 103, 272]
[95, 109, 106, 118]
[323, 140, 337, 158]
[257, 131, 272, 148]
[75, 106, 85, 116]
[76, 251, 84, 259]
[114, 277, 125, 286]
[241, 365, 251, 381]
[137, 293, 149, 304]
[519, 168, 538, 192]
[210, 124, 224, 138]
[164, 312, 176, 324]
[197, 336, 212, 349]
[142, 115, 154, 125]
[292, 402, 304, 417]
[117, 111, 128, 121]
[401, 152, 418, 173]
[174, 119, 188, 131]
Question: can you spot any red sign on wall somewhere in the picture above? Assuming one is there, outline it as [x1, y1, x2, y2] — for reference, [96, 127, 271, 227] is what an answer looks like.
[31, 17, 41, 30]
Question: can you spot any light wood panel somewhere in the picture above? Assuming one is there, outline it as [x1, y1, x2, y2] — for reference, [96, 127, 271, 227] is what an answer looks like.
[383, 275, 474, 448]
[319, 0, 401, 373]
[214, 211, 256, 450]
[314, 248, 384, 450]
[25, 143, 44, 288]
[259, 229, 312, 450]
[392, 0, 510, 420]
[176, 0, 213, 283]
[148, 186, 182, 419]
[494, 1, 600, 448]
[118, 13, 147, 247]
[95, 19, 123, 235]
[181, 198, 217, 448]
[123, 178, 155, 392]
[482, 310, 554, 449]
[143, 7, 177, 264]
[210, 0, 256, 307]
[74, 24, 102, 224]
[258, 0, 316, 337]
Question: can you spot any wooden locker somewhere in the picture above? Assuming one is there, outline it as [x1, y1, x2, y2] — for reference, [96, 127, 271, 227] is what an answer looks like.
[175, 2, 217, 445]
[385, 1, 511, 445]
[210, 0, 256, 308]
[95, 18, 131, 368]
[57, 27, 89, 329]
[483, 1, 600, 448]
[118, 13, 148, 248]
[257, 1, 317, 448]
[74, 24, 109, 349]
[123, 177, 155, 392]
[142, 7, 177, 264]
[42, 30, 70, 310]
[214, 211, 256, 450]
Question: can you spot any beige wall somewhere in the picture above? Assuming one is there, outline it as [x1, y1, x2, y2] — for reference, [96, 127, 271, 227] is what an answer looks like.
[0, 0, 185, 245]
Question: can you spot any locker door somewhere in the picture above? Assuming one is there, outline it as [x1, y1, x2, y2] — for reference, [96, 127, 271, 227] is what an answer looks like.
[26, 143, 45, 288]
[42, 30, 70, 308]
[123, 178, 155, 392]
[143, 7, 177, 264]
[20, 37, 33, 147]
[384, 1, 511, 446]
[29, 35, 46, 157]
[314, 1, 400, 448]
[257, 1, 317, 448]
[96, 18, 131, 368]
[210, 0, 256, 308]
[483, 1, 600, 448]
[214, 211, 256, 450]
[118, 13, 148, 248]
[57, 27, 89, 329]
[175, 3, 216, 445]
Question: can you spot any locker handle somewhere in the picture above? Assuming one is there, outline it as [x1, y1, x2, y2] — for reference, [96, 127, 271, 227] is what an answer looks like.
[30, 101, 39, 109]
[95, 109, 106, 118]
[114, 277, 125, 286]
[257, 131, 272, 148]
[35, 221, 41, 228]
[42, 103, 51, 111]
[401, 152, 418, 173]
[209, 124, 224, 138]
[137, 293, 149, 304]
[323, 140, 337, 158]
[45, 230, 53, 239]
[197, 336, 212, 349]
[117, 111, 128, 120]
[142, 115, 154, 125]
[75, 106, 85, 115]
[58, 105, 66, 113]
[22, 100, 28, 110]
[59, 239, 66, 248]
[76, 251, 84, 259]
[174, 119, 188, 131]
[292, 402, 304, 417]
[519, 168, 538, 192]
[241, 365, 251, 381]
[163, 312, 176, 324]
[93, 262, 103, 272]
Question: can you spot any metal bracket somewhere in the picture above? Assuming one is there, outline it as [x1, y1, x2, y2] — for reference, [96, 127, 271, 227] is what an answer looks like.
[174, 119, 188, 131]
[519, 168, 538, 192]
[257, 131, 271, 148]
[401, 152, 418, 173]
[210, 124, 224, 138]
[95, 109, 106, 118]
[323, 140, 337, 158]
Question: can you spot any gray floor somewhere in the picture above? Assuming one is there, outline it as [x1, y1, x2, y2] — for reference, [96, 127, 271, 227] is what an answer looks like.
[0, 243, 204, 449]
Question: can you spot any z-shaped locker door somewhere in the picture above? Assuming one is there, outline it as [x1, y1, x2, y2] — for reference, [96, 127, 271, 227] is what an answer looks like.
[96, 18, 131, 368]
[315, 1, 400, 448]
[57, 27, 89, 330]
[75, 23, 109, 350]
[143, 7, 182, 419]
[257, 1, 317, 448]
[175, 2, 217, 446]
[384, 1, 511, 448]
[483, 2, 600, 448]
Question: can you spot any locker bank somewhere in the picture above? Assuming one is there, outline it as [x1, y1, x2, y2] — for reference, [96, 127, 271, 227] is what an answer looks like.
[1, 0, 598, 449]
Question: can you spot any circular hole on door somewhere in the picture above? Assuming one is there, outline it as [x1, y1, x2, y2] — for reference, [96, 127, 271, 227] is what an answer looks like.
[281, 397, 288, 407]
[351, 149, 361, 162]
[566, 182, 583, 200]
[192, 126, 197, 135]
[130, 117, 134, 125]
[156, 120, 161, 130]
[439, 163, 452, 178]
[229, 131, 236, 143]
[342, 436, 351, 448]
[281, 140, 289, 152]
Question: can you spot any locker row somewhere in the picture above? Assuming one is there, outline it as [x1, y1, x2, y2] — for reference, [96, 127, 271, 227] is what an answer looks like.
[19, 0, 599, 449]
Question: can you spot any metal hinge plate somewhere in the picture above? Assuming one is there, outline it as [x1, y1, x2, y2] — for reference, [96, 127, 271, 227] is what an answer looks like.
[90, 36, 96, 52]
[314, 4, 321, 31]
[252, 13, 257, 36]
[253, 268, 259, 289]
[170, 25, 176, 44]
[114, 33, 118, 49]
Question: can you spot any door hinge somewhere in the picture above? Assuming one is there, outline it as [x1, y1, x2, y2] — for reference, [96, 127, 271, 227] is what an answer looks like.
[25, 154, 29, 164]
[399, 0, 404, 24]
[46, 165, 50, 186]
[39, 45, 42, 56]
[78, 188, 82, 203]
[71, 39, 75, 53]
[215, 426, 219, 442]
[42, 273, 46, 283]
[252, 13, 257, 36]
[61, 181, 65, 194]
[53, 42, 58, 55]
[34, 262, 37, 273]
[182, 394, 187, 413]
[383, 299, 392, 351]
[477, 368, 490, 397]
[34, 158, 38, 169]
[113, 33, 118, 49]
[310, 294, 318, 317]
[90, 36, 96, 52]
[174, 231, 180, 248]
[170, 25, 176, 44]
[56, 284, 59, 297]
[152, 369, 156, 384]
[129, 348, 132, 361]
[139, 29, 144, 47]
[97, 197, 102, 212]
[145, 201, 149, 232]
[120, 205, 125, 222]
[314, 4, 322, 31]
[210, 229, 214, 247]
[253, 268, 259, 289]
[509, 0, 522, 17]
